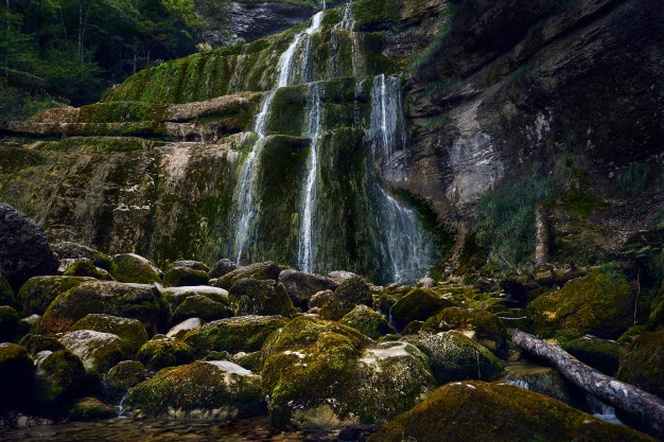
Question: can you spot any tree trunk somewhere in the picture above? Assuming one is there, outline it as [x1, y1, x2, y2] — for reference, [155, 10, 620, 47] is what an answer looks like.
[511, 330, 664, 440]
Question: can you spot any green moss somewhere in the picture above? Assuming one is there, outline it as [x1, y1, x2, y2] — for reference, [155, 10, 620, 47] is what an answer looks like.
[618, 330, 664, 399]
[104, 360, 146, 402]
[16, 276, 94, 316]
[529, 269, 634, 340]
[562, 335, 623, 377]
[137, 338, 194, 371]
[63, 259, 111, 279]
[68, 397, 117, 420]
[37, 349, 86, 405]
[108, 254, 163, 284]
[171, 295, 232, 324]
[340, 305, 396, 340]
[352, 0, 401, 30]
[70, 314, 149, 355]
[367, 381, 655, 442]
[320, 276, 372, 321]
[389, 288, 452, 330]
[228, 279, 298, 317]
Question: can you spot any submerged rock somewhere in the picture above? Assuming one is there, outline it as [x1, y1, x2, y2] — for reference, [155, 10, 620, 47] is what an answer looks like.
[0, 203, 59, 292]
[368, 381, 655, 442]
[125, 360, 265, 419]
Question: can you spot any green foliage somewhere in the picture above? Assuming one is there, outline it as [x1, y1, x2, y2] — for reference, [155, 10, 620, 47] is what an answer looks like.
[351, 0, 401, 30]
[617, 162, 653, 196]
[475, 175, 556, 272]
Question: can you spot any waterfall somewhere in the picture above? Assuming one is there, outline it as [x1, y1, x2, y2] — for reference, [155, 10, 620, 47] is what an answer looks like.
[342, 2, 354, 31]
[230, 90, 275, 263]
[278, 11, 324, 88]
[297, 82, 323, 272]
[369, 74, 435, 284]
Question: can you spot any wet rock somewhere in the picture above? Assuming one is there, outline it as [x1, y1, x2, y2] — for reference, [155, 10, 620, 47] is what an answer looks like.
[529, 269, 634, 340]
[39, 280, 169, 335]
[209, 258, 238, 279]
[228, 278, 297, 317]
[166, 317, 205, 339]
[182, 315, 288, 358]
[16, 276, 95, 316]
[0, 343, 34, 410]
[0, 203, 59, 292]
[137, 336, 194, 371]
[213, 262, 282, 290]
[171, 294, 232, 324]
[618, 330, 664, 400]
[261, 316, 435, 430]
[389, 288, 453, 330]
[278, 269, 338, 310]
[51, 242, 112, 269]
[70, 314, 149, 355]
[125, 360, 265, 419]
[403, 331, 504, 386]
[320, 276, 372, 321]
[109, 253, 163, 284]
[229, 1, 315, 43]
[62, 259, 114, 280]
[59, 329, 127, 375]
[163, 266, 210, 287]
[367, 381, 654, 442]
[340, 305, 396, 340]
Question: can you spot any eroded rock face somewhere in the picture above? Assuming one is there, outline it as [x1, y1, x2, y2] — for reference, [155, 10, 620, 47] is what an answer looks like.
[229, 2, 316, 42]
[0, 203, 59, 292]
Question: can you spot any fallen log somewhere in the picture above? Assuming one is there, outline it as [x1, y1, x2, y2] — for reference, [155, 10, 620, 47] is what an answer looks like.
[510, 330, 664, 440]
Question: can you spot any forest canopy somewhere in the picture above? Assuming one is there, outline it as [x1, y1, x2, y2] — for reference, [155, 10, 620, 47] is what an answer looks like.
[0, 0, 231, 121]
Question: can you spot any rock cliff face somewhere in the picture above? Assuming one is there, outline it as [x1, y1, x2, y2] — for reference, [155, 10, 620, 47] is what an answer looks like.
[1, 0, 662, 278]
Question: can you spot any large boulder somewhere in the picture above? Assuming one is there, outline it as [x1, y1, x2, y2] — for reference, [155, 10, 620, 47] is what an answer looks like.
[0, 203, 59, 292]
[182, 315, 288, 358]
[109, 253, 163, 284]
[16, 276, 95, 316]
[213, 261, 281, 290]
[104, 360, 147, 402]
[367, 381, 654, 442]
[529, 269, 634, 339]
[39, 280, 169, 335]
[34, 349, 86, 406]
[136, 336, 195, 371]
[58, 329, 128, 375]
[51, 242, 112, 269]
[389, 288, 453, 330]
[278, 269, 338, 309]
[0, 343, 34, 410]
[340, 305, 396, 340]
[403, 331, 504, 386]
[171, 294, 232, 324]
[159, 285, 229, 311]
[70, 314, 149, 355]
[125, 360, 265, 419]
[261, 316, 436, 430]
[319, 276, 372, 321]
[227, 278, 297, 317]
[618, 330, 664, 400]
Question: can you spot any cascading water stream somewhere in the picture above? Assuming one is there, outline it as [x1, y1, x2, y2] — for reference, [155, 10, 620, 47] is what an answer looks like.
[297, 82, 323, 272]
[229, 10, 325, 264]
[369, 73, 435, 284]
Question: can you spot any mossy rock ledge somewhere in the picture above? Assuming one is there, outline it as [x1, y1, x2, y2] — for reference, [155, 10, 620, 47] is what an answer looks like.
[261, 316, 436, 430]
[368, 381, 656, 442]
[125, 360, 265, 419]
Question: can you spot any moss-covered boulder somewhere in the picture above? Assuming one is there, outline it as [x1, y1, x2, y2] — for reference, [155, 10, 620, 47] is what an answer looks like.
[70, 314, 149, 355]
[0, 305, 19, 341]
[136, 336, 194, 371]
[0, 273, 14, 305]
[261, 316, 435, 430]
[16, 276, 95, 316]
[501, 363, 578, 406]
[422, 306, 507, 355]
[278, 269, 338, 310]
[51, 242, 112, 269]
[529, 269, 634, 339]
[68, 396, 117, 420]
[59, 330, 127, 375]
[163, 266, 210, 287]
[340, 305, 396, 340]
[367, 381, 655, 442]
[62, 259, 114, 280]
[39, 280, 169, 335]
[389, 288, 453, 330]
[160, 285, 229, 311]
[319, 276, 372, 321]
[213, 261, 282, 290]
[109, 253, 163, 284]
[125, 360, 265, 419]
[34, 349, 86, 405]
[0, 343, 34, 410]
[166, 317, 205, 339]
[403, 331, 504, 386]
[228, 278, 297, 317]
[19, 334, 65, 355]
[104, 360, 147, 402]
[171, 294, 232, 324]
[182, 315, 288, 358]
[562, 335, 624, 377]
[618, 330, 664, 400]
